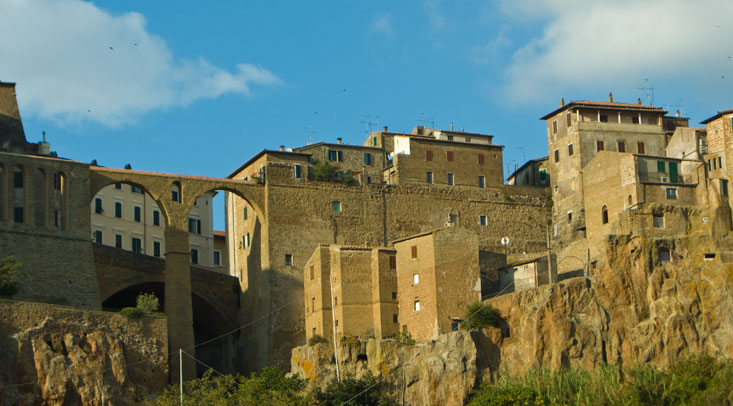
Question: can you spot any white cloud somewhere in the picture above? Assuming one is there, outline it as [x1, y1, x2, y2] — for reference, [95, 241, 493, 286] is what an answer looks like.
[423, 0, 446, 30]
[0, 0, 281, 126]
[370, 14, 393, 36]
[498, 0, 733, 104]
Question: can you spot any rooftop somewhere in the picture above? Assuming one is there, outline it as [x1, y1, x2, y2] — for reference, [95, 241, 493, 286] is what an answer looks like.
[700, 109, 733, 124]
[541, 100, 668, 120]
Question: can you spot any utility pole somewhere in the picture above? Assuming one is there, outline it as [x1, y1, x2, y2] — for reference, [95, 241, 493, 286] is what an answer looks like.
[179, 349, 183, 406]
[329, 269, 341, 382]
[546, 223, 555, 283]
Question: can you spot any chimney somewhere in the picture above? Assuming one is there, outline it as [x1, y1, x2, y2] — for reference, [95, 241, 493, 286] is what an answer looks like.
[337, 138, 342, 144]
[383, 126, 388, 132]
[608, 92, 614, 103]
[124, 163, 132, 170]
[560, 97, 565, 107]
[450, 122, 454, 131]
[675, 110, 680, 118]
[637, 98, 642, 105]
[279, 145, 285, 151]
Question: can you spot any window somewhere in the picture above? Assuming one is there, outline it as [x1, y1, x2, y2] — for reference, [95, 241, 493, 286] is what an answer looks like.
[190, 248, 198, 264]
[363, 153, 372, 165]
[426, 172, 433, 184]
[244, 233, 250, 248]
[153, 210, 160, 226]
[114, 202, 122, 218]
[328, 150, 342, 162]
[568, 144, 573, 156]
[131, 186, 143, 194]
[446, 151, 454, 162]
[657, 161, 666, 173]
[553, 223, 558, 237]
[719, 157, 722, 169]
[171, 189, 179, 202]
[465, 137, 471, 143]
[554, 149, 559, 162]
[714, 159, 718, 170]
[722, 179, 729, 197]
[628, 195, 633, 207]
[94, 198, 103, 214]
[632, 116, 639, 124]
[478, 176, 485, 188]
[552, 120, 558, 134]
[447, 135, 454, 141]
[599, 114, 608, 122]
[451, 322, 459, 331]
[391, 291, 397, 300]
[114, 182, 122, 190]
[312, 297, 315, 312]
[243, 207, 248, 220]
[294, 164, 302, 178]
[153, 241, 161, 257]
[134, 206, 141, 222]
[566, 113, 572, 126]
[447, 173, 454, 186]
[12, 206, 23, 223]
[478, 154, 485, 165]
[539, 170, 547, 181]
[597, 140, 604, 152]
[389, 256, 396, 269]
[310, 265, 314, 280]
[567, 211, 572, 223]
[393, 314, 398, 323]
[285, 254, 293, 266]
[659, 248, 671, 262]
[334, 296, 338, 306]
[666, 188, 677, 200]
[94, 230, 102, 244]
[637, 142, 645, 154]
[132, 238, 142, 254]
[332, 201, 341, 212]
[214, 251, 221, 266]
[602, 206, 608, 224]
[115, 234, 122, 249]
[653, 214, 664, 228]
[425, 150, 433, 161]
[188, 218, 201, 234]
[13, 169, 23, 188]
[411, 246, 417, 258]
[193, 199, 198, 206]
[708, 160, 712, 171]
[618, 141, 626, 153]
[414, 300, 421, 311]
[479, 215, 487, 226]
[373, 136, 378, 146]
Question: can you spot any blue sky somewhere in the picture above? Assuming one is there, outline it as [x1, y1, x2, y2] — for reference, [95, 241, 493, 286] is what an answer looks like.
[2, 0, 732, 228]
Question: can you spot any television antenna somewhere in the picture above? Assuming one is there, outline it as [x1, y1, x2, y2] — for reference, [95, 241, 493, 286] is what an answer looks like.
[304, 125, 317, 143]
[418, 113, 435, 128]
[662, 100, 686, 117]
[360, 114, 380, 135]
[637, 79, 655, 106]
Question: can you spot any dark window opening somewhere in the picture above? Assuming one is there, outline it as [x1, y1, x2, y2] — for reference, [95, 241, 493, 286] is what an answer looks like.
[659, 248, 671, 262]
[115, 234, 122, 249]
[132, 238, 142, 254]
[94, 198, 103, 214]
[114, 202, 122, 218]
[411, 246, 417, 258]
[602, 206, 609, 224]
[285, 254, 293, 266]
[597, 140, 604, 152]
[389, 256, 396, 269]
[190, 248, 198, 264]
[599, 115, 608, 122]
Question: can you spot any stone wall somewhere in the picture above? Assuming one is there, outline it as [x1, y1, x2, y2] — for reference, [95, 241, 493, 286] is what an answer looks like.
[0, 300, 168, 406]
[0, 152, 100, 309]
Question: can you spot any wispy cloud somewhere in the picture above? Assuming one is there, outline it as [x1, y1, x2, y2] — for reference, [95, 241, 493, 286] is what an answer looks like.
[496, 0, 733, 104]
[470, 30, 510, 66]
[370, 14, 394, 36]
[423, 0, 446, 30]
[0, 0, 282, 127]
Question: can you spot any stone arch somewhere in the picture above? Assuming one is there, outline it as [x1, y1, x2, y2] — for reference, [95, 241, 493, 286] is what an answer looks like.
[89, 178, 171, 227]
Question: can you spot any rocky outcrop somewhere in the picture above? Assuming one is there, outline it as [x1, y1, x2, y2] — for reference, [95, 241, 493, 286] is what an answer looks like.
[0, 301, 168, 406]
[291, 207, 733, 405]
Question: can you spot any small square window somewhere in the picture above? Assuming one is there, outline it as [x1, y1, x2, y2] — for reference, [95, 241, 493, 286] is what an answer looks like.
[332, 201, 341, 212]
[659, 248, 671, 262]
[597, 140, 604, 152]
[94, 230, 103, 244]
[411, 246, 417, 258]
[413, 273, 419, 285]
[479, 215, 487, 226]
[391, 291, 397, 300]
[446, 151, 454, 162]
[478, 176, 485, 188]
[414, 300, 421, 311]
[294, 164, 302, 179]
[666, 188, 677, 200]
[451, 322, 459, 331]
[426, 171, 433, 184]
[285, 254, 293, 266]
[393, 314, 398, 323]
[447, 173, 454, 186]
[114, 182, 122, 190]
[653, 215, 664, 228]
[425, 150, 433, 161]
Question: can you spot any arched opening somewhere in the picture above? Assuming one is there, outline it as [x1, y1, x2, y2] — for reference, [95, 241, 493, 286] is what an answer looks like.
[34, 168, 46, 227]
[90, 181, 168, 257]
[602, 205, 609, 224]
[171, 182, 181, 203]
[102, 282, 235, 376]
[12, 166, 24, 223]
[53, 172, 67, 230]
[628, 194, 632, 207]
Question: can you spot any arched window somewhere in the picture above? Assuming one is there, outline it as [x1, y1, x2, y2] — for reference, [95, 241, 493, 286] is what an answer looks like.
[12, 166, 24, 223]
[171, 182, 181, 203]
[35, 169, 46, 226]
[53, 172, 66, 230]
[602, 206, 609, 224]
[628, 194, 633, 207]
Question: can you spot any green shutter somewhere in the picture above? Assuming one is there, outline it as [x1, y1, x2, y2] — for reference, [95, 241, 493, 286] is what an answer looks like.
[657, 161, 666, 173]
[669, 162, 678, 183]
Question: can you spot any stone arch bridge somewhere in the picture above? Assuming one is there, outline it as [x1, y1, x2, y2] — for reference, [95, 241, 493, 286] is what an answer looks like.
[89, 167, 267, 380]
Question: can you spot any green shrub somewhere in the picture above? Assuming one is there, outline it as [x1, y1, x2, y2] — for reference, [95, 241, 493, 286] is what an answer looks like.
[120, 307, 145, 318]
[396, 330, 415, 346]
[0, 255, 20, 296]
[313, 160, 335, 181]
[308, 334, 329, 346]
[461, 302, 501, 330]
[313, 373, 393, 406]
[136, 292, 159, 314]
[342, 171, 355, 186]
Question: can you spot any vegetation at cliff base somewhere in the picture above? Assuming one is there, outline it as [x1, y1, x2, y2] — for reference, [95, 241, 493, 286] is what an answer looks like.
[467, 354, 733, 406]
[0, 255, 20, 296]
[307, 334, 329, 346]
[461, 302, 501, 330]
[152, 368, 394, 406]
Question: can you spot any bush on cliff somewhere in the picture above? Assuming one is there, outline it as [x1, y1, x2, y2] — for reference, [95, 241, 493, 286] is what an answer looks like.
[308, 334, 329, 346]
[0, 255, 20, 296]
[121, 292, 163, 318]
[460, 302, 501, 331]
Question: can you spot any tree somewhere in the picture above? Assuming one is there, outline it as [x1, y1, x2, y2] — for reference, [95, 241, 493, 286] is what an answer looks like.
[313, 160, 335, 181]
[0, 255, 20, 296]
[460, 302, 502, 330]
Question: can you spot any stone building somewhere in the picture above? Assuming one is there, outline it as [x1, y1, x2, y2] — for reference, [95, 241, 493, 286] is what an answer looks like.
[393, 227, 481, 342]
[499, 254, 553, 293]
[700, 110, 733, 207]
[213, 230, 228, 274]
[506, 157, 550, 187]
[303, 244, 398, 342]
[91, 183, 219, 268]
[225, 129, 549, 369]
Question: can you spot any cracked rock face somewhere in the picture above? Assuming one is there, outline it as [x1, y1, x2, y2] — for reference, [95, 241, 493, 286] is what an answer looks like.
[0, 310, 167, 406]
[292, 211, 733, 406]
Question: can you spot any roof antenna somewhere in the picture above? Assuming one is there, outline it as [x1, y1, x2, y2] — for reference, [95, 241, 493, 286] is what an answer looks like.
[361, 114, 379, 135]
[637, 79, 654, 106]
[304, 125, 317, 144]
